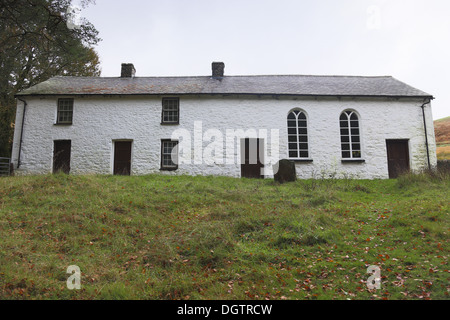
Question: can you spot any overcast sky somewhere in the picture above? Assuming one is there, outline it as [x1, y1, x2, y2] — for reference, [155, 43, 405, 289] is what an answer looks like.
[80, 0, 450, 120]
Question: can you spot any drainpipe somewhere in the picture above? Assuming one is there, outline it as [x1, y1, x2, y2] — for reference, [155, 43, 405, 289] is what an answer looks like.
[420, 99, 431, 170]
[16, 97, 27, 169]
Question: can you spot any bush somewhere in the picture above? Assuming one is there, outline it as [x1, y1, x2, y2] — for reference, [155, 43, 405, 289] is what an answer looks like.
[437, 160, 450, 174]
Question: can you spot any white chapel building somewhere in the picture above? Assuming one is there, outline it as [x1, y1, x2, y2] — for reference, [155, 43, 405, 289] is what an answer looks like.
[11, 62, 437, 179]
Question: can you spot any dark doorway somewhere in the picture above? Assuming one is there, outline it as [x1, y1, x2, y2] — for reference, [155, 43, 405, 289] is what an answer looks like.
[114, 141, 132, 175]
[53, 140, 71, 174]
[241, 138, 264, 179]
[386, 140, 410, 178]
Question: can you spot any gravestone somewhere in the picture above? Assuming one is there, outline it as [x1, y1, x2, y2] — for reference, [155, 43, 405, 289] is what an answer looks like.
[273, 159, 296, 183]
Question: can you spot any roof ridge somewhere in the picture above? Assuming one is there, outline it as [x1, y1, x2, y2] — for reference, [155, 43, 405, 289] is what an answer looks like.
[53, 74, 393, 79]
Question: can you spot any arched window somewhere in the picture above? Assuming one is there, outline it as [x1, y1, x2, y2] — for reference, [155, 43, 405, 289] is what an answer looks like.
[340, 110, 361, 159]
[287, 109, 309, 158]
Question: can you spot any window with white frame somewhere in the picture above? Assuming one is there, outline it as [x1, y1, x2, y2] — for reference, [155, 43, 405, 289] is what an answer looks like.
[161, 140, 179, 170]
[340, 110, 361, 159]
[57, 98, 74, 124]
[161, 98, 179, 124]
[287, 109, 309, 158]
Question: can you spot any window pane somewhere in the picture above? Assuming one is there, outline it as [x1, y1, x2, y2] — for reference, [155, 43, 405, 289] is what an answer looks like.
[342, 151, 351, 158]
[341, 136, 350, 143]
[298, 120, 307, 127]
[341, 129, 349, 135]
[289, 151, 298, 158]
[352, 151, 361, 158]
[300, 151, 309, 158]
[298, 112, 306, 120]
[340, 113, 348, 121]
[341, 143, 350, 151]
[299, 143, 308, 150]
[288, 127, 297, 134]
[298, 128, 307, 135]
[287, 120, 297, 127]
[299, 135, 308, 143]
[340, 120, 349, 128]
[351, 128, 359, 135]
[288, 112, 296, 120]
[288, 135, 297, 142]
[289, 143, 298, 151]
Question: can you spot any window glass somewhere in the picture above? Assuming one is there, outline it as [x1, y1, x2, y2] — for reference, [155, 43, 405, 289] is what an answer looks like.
[287, 110, 309, 159]
[340, 111, 361, 159]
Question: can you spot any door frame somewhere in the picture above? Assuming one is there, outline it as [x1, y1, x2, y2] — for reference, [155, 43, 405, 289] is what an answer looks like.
[386, 139, 410, 179]
[113, 140, 133, 175]
[53, 140, 72, 174]
[240, 138, 265, 179]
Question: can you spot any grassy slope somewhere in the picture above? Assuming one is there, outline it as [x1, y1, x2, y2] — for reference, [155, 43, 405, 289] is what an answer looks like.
[435, 116, 450, 160]
[0, 173, 448, 300]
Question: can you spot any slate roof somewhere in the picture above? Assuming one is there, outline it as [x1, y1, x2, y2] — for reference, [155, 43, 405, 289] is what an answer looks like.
[15, 74, 433, 98]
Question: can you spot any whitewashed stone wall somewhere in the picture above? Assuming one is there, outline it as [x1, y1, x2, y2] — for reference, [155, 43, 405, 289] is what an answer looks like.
[11, 95, 437, 179]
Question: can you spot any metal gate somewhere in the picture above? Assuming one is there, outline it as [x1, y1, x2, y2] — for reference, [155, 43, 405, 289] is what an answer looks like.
[0, 157, 11, 176]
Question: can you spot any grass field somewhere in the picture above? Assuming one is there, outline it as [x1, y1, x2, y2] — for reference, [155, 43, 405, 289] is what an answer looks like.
[0, 172, 449, 300]
[435, 116, 450, 160]
[437, 145, 450, 161]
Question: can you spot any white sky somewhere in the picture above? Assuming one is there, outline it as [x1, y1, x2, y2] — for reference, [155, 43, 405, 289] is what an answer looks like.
[80, 0, 450, 120]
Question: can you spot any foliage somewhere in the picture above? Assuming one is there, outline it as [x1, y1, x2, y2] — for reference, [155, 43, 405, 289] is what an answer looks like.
[0, 173, 448, 300]
[0, 0, 101, 157]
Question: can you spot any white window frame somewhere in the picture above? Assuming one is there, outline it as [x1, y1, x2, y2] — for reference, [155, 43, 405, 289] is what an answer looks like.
[161, 139, 179, 170]
[161, 98, 180, 124]
[287, 109, 309, 159]
[340, 110, 362, 159]
[56, 98, 74, 124]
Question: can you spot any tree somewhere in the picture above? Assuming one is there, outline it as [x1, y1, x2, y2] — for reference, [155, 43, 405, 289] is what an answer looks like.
[0, 0, 101, 157]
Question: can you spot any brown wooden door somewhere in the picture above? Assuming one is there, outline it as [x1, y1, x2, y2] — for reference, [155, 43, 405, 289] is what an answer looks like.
[53, 140, 71, 174]
[386, 140, 410, 178]
[241, 138, 264, 179]
[114, 141, 132, 175]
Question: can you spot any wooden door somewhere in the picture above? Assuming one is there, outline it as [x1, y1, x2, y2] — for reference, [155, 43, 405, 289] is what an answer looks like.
[386, 140, 410, 178]
[114, 141, 132, 175]
[53, 140, 71, 174]
[241, 138, 264, 179]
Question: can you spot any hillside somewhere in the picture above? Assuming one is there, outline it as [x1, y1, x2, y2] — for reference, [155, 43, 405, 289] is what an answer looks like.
[434, 116, 450, 160]
[0, 173, 448, 300]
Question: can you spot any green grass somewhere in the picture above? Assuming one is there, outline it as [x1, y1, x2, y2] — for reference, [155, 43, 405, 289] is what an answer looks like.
[435, 116, 450, 122]
[0, 172, 449, 300]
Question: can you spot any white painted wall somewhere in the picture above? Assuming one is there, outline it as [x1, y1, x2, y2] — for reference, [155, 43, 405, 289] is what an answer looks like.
[11, 95, 437, 179]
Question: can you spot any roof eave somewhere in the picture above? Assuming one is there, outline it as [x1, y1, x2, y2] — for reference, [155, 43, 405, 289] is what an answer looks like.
[14, 92, 435, 100]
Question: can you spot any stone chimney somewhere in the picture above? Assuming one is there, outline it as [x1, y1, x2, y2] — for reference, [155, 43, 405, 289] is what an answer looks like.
[121, 63, 136, 78]
[212, 62, 225, 78]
